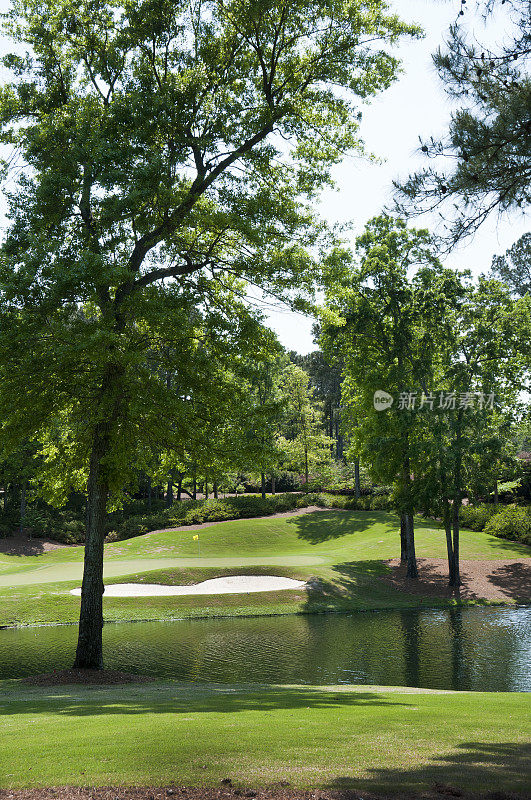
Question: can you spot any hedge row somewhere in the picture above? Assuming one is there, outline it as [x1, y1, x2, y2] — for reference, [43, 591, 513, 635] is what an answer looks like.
[460, 503, 531, 545]
[23, 491, 531, 547]
[483, 505, 531, 546]
[104, 492, 394, 542]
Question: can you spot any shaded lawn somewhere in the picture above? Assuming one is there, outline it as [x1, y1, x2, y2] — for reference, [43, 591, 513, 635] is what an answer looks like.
[0, 681, 529, 794]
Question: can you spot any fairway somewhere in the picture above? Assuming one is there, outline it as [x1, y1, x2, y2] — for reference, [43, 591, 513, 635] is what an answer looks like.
[0, 680, 529, 794]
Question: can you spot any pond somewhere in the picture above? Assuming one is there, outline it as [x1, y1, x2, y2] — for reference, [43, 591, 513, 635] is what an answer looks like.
[1, 606, 529, 691]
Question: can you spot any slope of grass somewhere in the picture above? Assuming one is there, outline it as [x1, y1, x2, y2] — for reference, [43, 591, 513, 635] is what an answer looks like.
[1, 510, 528, 574]
[0, 510, 529, 626]
[0, 681, 529, 794]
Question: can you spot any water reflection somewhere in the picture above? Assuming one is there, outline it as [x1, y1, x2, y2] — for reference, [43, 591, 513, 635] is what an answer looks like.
[0, 606, 529, 691]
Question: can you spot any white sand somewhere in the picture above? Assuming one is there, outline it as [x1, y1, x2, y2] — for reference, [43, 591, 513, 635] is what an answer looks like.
[70, 575, 307, 597]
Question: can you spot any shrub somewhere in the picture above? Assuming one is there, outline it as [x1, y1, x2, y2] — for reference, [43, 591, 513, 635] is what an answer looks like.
[484, 505, 531, 545]
[56, 519, 86, 544]
[369, 495, 392, 511]
[459, 504, 499, 532]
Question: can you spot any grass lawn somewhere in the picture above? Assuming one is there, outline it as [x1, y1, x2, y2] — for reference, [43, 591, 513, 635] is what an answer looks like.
[0, 680, 529, 795]
[0, 510, 529, 627]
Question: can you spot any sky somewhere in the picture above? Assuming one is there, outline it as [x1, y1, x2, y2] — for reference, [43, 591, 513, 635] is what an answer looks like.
[264, 0, 530, 354]
[0, 0, 527, 354]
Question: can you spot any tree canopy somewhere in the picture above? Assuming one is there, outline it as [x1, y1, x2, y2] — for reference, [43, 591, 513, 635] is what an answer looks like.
[394, 0, 530, 243]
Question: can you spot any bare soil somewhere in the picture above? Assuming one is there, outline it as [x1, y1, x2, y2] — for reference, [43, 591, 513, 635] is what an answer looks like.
[382, 558, 531, 603]
[21, 670, 155, 687]
[0, 783, 525, 800]
[0, 534, 70, 556]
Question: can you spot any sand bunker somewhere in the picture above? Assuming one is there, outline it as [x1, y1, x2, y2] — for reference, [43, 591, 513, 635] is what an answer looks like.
[70, 575, 307, 597]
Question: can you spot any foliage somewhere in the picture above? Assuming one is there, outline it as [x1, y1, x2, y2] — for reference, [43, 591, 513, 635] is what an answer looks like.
[394, 0, 530, 243]
[290, 348, 344, 458]
[458, 503, 499, 532]
[23, 506, 86, 543]
[484, 504, 531, 545]
[277, 363, 334, 483]
[320, 216, 444, 515]
[106, 493, 304, 541]
[491, 233, 531, 298]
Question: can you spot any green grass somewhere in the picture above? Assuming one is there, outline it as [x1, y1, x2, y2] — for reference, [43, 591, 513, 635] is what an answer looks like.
[0, 510, 529, 627]
[0, 681, 529, 794]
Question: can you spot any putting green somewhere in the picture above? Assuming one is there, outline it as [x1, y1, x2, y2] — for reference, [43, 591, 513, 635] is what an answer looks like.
[0, 555, 327, 588]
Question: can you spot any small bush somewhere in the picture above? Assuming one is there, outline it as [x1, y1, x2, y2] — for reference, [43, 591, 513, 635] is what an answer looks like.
[459, 504, 499, 532]
[369, 495, 392, 511]
[484, 505, 531, 545]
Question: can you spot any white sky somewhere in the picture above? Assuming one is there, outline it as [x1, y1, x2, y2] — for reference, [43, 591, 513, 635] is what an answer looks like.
[265, 0, 530, 353]
[0, 0, 528, 354]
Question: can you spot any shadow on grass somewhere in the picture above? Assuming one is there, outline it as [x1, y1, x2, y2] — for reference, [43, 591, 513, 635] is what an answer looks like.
[327, 741, 531, 796]
[0, 684, 408, 717]
[287, 510, 396, 544]
[473, 537, 531, 557]
[303, 560, 390, 603]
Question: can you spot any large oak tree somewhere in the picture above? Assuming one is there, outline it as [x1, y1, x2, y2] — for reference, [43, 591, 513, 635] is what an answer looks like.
[0, 0, 419, 668]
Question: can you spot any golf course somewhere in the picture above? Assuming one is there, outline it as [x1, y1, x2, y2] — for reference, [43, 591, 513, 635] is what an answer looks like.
[1, 508, 530, 796]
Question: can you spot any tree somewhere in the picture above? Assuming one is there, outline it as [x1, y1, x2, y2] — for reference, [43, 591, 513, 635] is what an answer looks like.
[278, 363, 333, 485]
[394, 0, 530, 243]
[242, 346, 287, 498]
[320, 216, 446, 578]
[290, 347, 344, 459]
[0, 0, 420, 668]
[423, 275, 523, 585]
[491, 233, 531, 297]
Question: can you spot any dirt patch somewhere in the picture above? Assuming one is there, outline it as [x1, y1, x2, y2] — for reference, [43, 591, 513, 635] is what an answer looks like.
[21, 670, 155, 686]
[381, 557, 531, 602]
[0, 784, 524, 800]
[0, 534, 70, 556]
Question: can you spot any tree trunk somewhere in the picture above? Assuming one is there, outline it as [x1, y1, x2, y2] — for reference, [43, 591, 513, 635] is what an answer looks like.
[405, 513, 418, 579]
[401, 455, 417, 579]
[450, 497, 461, 587]
[73, 436, 109, 670]
[493, 479, 498, 505]
[354, 458, 361, 499]
[192, 476, 197, 501]
[449, 411, 463, 588]
[261, 472, 266, 500]
[204, 477, 209, 500]
[19, 481, 27, 534]
[304, 448, 309, 485]
[147, 476, 152, 512]
[176, 478, 182, 502]
[443, 497, 455, 585]
[271, 474, 276, 495]
[213, 481, 218, 499]
[400, 513, 408, 564]
[165, 471, 174, 507]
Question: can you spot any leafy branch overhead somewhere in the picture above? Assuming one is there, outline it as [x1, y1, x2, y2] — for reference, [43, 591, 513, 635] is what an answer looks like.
[0, 0, 421, 312]
[393, 0, 530, 244]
